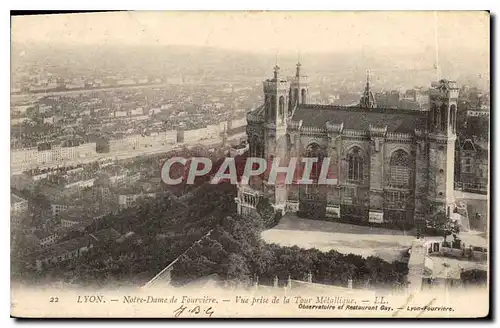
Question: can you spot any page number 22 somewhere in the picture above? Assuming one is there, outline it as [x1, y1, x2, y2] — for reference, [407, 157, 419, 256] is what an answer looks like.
[49, 297, 59, 303]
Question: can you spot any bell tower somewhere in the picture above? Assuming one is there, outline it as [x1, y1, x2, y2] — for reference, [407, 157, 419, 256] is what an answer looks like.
[262, 64, 290, 155]
[263, 65, 290, 124]
[289, 59, 309, 112]
[262, 64, 291, 214]
[427, 79, 459, 220]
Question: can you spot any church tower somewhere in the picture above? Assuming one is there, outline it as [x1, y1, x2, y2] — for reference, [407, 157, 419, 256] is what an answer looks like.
[289, 60, 309, 112]
[426, 79, 459, 220]
[262, 64, 291, 213]
[262, 64, 290, 153]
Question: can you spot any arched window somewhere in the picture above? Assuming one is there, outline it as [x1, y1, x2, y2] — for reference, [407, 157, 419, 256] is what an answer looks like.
[431, 103, 438, 128]
[389, 150, 410, 188]
[305, 143, 324, 181]
[301, 89, 307, 104]
[450, 104, 457, 133]
[276, 134, 290, 154]
[285, 134, 292, 152]
[279, 96, 285, 120]
[440, 103, 447, 131]
[250, 135, 263, 158]
[294, 89, 299, 106]
[347, 147, 363, 183]
[269, 95, 276, 121]
[463, 158, 472, 173]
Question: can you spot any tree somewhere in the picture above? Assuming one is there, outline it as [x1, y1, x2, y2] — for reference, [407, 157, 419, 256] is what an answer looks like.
[427, 212, 460, 243]
[225, 253, 250, 283]
[256, 196, 281, 229]
[461, 269, 487, 286]
[443, 219, 460, 243]
[171, 254, 218, 284]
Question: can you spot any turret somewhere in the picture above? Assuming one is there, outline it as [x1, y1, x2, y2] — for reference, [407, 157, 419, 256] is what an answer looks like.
[263, 65, 290, 124]
[359, 70, 377, 109]
[289, 59, 309, 112]
[428, 79, 459, 136]
[426, 79, 459, 222]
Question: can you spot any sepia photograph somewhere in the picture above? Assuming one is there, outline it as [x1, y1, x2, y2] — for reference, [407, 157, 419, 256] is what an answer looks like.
[9, 10, 490, 318]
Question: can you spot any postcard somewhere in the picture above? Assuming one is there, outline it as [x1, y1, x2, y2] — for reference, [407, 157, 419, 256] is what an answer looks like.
[10, 11, 490, 318]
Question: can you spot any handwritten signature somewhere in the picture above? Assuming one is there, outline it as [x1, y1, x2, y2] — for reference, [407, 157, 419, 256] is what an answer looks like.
[173, 304, 215, 318]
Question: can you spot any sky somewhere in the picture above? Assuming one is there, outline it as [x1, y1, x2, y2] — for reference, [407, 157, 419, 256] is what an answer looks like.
[11, 11, 490, 57]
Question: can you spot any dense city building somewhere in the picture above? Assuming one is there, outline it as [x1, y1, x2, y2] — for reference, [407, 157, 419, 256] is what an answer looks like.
[455, 138, 488, 194]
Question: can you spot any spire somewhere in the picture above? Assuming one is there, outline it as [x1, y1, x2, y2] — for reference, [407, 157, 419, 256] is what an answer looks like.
[296, 62, 302, 78]
[273, 64, 280, 80]
[296, 51, 302, 78]
[360, 70, 377, 109]
[230, 84, 236, 116]
[273, 53, 280, 80]
[434, 11, 441, 81]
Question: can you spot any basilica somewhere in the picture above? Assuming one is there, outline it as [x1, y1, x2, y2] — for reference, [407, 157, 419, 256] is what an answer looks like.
[235, 62, 459, 228]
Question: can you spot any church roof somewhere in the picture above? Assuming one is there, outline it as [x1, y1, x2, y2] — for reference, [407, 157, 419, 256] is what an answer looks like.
[291, 104, 428, 133]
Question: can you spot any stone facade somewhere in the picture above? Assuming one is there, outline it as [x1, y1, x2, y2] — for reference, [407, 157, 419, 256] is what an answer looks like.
[236, 64, 458, 228]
